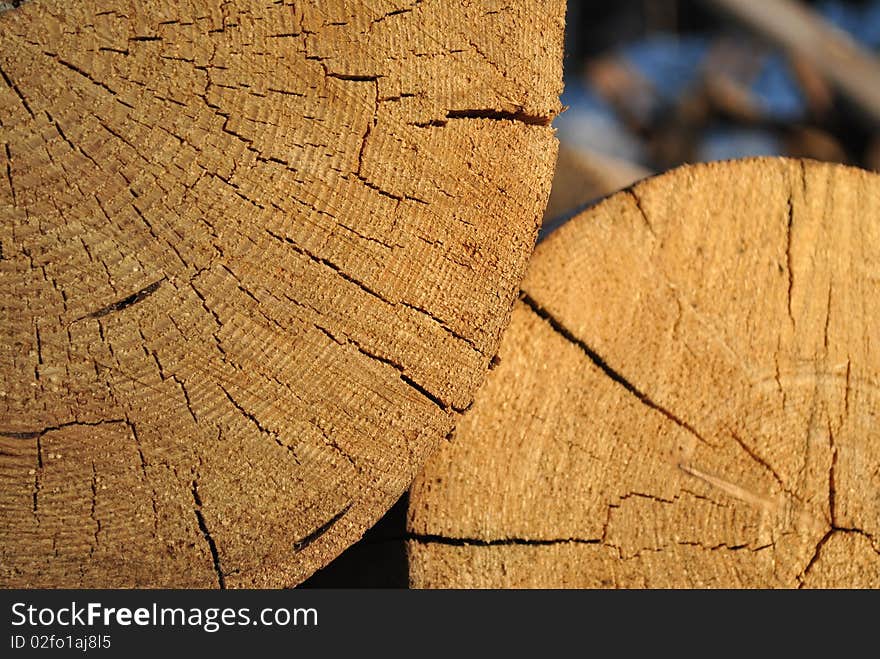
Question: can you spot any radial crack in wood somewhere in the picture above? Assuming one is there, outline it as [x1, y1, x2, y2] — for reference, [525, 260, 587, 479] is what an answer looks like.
[0, 0, 564, 587]
[408, 158, 880, 588]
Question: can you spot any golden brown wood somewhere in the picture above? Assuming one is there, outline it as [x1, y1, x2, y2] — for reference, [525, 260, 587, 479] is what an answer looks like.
[542, 143, 650, 224]
[0, 0, 563, 587]
[409, 158, 880, 588]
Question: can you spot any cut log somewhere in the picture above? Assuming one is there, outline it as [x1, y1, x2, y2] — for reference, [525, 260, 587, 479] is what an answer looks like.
[542, 143, 650, 233]
[0, 0, 563, 587]
[408, 158, 880, 588]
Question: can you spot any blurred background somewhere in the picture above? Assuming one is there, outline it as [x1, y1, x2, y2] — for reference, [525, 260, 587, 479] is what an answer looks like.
[302, 0, 880, 588]
[545, 0, 880, 230]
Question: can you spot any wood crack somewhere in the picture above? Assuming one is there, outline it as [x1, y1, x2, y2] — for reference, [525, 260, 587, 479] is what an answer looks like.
[627, 188, 656, 237]
[727, 428, 794, 498]
[0, 61, 34, 117]
[827, 419, 837, 526]
[32, 432, 42, 516]
[445, 108, 552, 127]
[51, 57, 134, 109]
[797, 528, 843, 587]
[266, 229, 464, 411]
[408, 533, 602, 547]
[784, 189, 795, 328]
[400, 300, 482, 354]
[80, 278, 164, 321]
[317, 321, 452, 412]
[520, 293, 715, 448]
[294, 502, 353, 552]
[1, 418, 127, 440]
[265, 228, 390, 305]
[89, 461, 101, 554]
[192, 479, 225, 589]
[218, 383, 307, 464]
[3, 143, 14, 204]
[126, 417, 160, 540]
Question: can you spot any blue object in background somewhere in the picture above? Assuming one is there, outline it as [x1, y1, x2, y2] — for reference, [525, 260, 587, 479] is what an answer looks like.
[699, 126, 782, 162]
[819, 0, 880, 50]
[556, 79, 648, 163]
[620, 34, 710, 104]
[750, 53, 807, 122]
[734, 0, 880, 122]
[555, 1, 880, 169]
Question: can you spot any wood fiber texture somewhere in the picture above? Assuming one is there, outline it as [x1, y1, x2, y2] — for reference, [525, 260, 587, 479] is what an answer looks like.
[0, 0, 563, 587]
[408, 158, 880, 588]
[542, 144, 650, 224]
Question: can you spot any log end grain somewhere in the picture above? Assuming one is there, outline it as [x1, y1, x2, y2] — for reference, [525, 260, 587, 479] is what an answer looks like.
[0, 0, 565, 587]
[409, 158, 880, 588]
